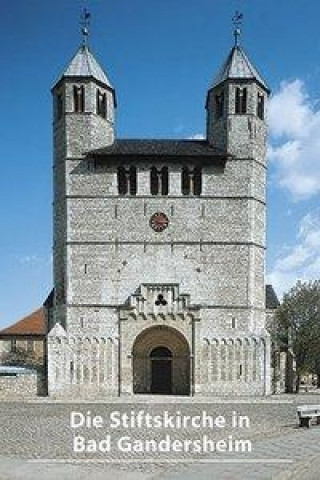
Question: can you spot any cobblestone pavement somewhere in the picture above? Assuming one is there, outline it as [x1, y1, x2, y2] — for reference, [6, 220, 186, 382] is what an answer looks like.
[0, 393, 319, 479]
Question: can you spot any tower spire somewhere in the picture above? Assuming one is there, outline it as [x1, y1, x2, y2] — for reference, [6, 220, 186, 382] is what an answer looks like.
[80, 8, 91, 47]
[232, 11, 243, 47]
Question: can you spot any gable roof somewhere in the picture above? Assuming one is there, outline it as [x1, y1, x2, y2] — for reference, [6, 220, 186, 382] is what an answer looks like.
[210, 45, 270, 93]
[89, 139, 227, 161]
[0, 308, 46, 337]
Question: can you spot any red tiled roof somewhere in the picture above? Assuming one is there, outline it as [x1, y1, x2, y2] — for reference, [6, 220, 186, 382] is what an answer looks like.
[0, 308, 46, 337]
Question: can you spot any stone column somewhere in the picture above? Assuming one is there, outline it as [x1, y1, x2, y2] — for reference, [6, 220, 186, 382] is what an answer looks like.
[103, 339, 108, 385]
[225, 340, 229, 382]
[96, 340, 100, 387]
[192, 316, 201, 395]
[217, 340, 221, 381]
[228, 340, 234, 381]
[239, 339, 244, 383]
[88, 340, 92, 384]
[208, 341, 212, 388]
[248, 339, 254, 383]
[263, 337, 271, 395]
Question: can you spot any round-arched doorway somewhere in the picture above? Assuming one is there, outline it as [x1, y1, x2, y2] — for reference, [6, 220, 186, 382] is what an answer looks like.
[132, 326, 190, 395]
[150, 346, 173, 394]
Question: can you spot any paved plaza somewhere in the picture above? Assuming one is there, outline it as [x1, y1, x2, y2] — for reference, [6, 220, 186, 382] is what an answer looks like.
[0, 393, 319, 479]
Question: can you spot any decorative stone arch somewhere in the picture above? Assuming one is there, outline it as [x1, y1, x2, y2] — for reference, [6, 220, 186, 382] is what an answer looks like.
[132, 325, 191, 395]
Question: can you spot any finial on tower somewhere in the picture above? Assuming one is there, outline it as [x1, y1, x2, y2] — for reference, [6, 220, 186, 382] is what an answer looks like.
[80, 8, 91, 46]
[232, 11, 243, 46]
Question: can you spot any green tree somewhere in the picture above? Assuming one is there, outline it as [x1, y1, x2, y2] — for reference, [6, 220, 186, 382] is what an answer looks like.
[276, 280, 320, 392]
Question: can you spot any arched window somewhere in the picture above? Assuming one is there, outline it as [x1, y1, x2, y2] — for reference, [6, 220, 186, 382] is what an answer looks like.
[151, 167, 159, 195]
[235, 87, 247, 114]
[181, 166, 202, 195]
[56, 93, 63, 120]
[129, 166, 137, 195]
[182, 166, 190, 195]
[150, 167, 169, 196]
[73, 85, 85, 113]
[96, 89, 107, 118]
[161, 167, 169, 195]
[193, 166, 202, 196]
[257, 93, 264, 120]
[118, 166, 127, 195]
[118, 166, 137, 195]
[215, 90, 224, 119]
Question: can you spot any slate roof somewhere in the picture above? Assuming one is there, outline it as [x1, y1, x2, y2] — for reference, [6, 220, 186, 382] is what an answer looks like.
[43, 289, 54, 309]
[0, 308, 46, 337]
[53, 45, 114, 89]
[89, 139, 227, 160]
[210, 46, 269, 92]
[266, 284, 280, 310]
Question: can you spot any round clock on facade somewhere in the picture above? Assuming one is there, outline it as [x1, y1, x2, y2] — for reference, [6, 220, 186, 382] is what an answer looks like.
[150, 212, 169, 232]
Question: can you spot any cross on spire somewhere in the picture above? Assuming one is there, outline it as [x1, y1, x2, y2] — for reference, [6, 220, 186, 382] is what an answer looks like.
[232, 11, 243, 46]
[80, 8, 91, 46]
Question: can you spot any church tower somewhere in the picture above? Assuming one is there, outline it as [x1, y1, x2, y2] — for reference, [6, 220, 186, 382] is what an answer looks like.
[203, 22, 271, 395]
[205, 25, 270, 325]
[206, 27, 269, 163]
[51, 30, 116, 328]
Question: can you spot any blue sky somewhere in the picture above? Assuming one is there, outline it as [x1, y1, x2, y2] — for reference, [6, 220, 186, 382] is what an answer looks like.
[0, 0, 320, 329]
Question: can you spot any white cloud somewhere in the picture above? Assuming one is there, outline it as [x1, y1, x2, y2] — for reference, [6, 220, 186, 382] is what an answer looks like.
[268, 79, 320, 199]
[267, 210, 320, 297]
[188, 133, 205, 140]
[15, 254, 52, 266]
[16, 254, 41, 265]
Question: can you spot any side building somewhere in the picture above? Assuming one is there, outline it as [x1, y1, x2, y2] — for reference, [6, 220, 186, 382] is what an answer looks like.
[0, 308, 46, 368]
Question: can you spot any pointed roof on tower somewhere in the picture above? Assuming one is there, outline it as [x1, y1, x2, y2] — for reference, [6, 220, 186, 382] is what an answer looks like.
[53, 44, 114, 89]
[210, 45, 270, 93]
[210, 11, 269, 93]
[53, 9, 114, 91]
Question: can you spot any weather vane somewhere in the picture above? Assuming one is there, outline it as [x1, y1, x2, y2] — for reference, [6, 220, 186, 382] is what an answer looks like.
[80, 8, 91, 46]
[232, 11, 243, 46]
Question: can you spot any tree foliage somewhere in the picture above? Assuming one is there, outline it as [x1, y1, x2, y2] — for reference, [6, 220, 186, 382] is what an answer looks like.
[276, 280, 320, 391]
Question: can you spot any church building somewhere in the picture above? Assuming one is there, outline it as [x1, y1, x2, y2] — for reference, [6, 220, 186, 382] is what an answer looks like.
[47, 24, 271, 397]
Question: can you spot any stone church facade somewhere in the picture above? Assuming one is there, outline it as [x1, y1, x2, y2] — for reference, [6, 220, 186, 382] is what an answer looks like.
[47, 32, 271, 397]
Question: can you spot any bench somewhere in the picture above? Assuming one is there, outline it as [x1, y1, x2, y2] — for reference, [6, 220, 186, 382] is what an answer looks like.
[297, 405, 320, 427]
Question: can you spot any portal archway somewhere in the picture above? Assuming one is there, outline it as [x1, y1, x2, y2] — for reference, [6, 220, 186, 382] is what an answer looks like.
[132, 326, 190, 395]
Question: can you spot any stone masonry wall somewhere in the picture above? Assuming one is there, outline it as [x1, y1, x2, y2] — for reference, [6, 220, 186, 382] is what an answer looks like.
[0, 373, 38, 399]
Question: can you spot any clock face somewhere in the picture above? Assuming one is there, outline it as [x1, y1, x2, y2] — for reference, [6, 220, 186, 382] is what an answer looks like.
[150, 212, 169, 232]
